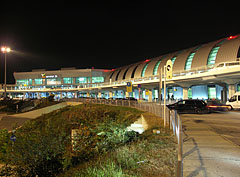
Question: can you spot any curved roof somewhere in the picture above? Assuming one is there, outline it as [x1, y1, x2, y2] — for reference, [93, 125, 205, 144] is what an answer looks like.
[106, 35, 240, 82]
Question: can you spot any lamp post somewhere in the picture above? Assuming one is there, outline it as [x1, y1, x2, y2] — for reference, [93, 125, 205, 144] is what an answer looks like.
[1, 46, 11, 98]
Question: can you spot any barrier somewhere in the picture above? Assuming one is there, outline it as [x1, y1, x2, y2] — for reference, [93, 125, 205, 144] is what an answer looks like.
[170, 110, 183, 177]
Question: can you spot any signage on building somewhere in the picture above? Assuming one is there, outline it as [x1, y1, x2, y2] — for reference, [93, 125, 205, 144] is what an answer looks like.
[166, 60, 173, 79]
[126, 82, 132, 92]
[41, 73, 46, 78]
[41, 73, 58, 79]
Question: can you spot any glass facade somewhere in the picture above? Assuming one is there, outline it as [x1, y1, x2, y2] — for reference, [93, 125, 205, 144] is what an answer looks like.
[207, 40, 226, 66]
[207, 46, 220, 66]
[34, 79, 43, 85]
[92, 77, 104, 83]
[153, 60, 161, 75]
[141, 63, 148, 77]
[17, 79, 31, 86]
[47, 78, 61, 85]
[76, 77, 87, 83]
[63, 77, 73, 84]
[171, 56, 177, 65]
[185, 46, 202, 70]
[208, 86, 216, 99]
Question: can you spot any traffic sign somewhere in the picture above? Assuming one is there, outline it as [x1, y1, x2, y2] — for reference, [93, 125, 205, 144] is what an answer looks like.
[126, 82, 132, 92]
[10, 135, 16, 142]
[137, 84, 141, 88]
[166, 60, 173, 79]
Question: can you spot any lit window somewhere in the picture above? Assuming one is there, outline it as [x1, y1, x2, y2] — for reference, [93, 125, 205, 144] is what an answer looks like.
[207, 47, 220, 66]
[171, 56, 177, 65]
[141, 63, 148, 77]
[17, 79, 29, 86]
[76, 77, 87, 83]
[207, 39, 226, 66]
[153, 56, 166, 75]
[63, 77, 73, 84]
[208, 86, 216, 99]
[185, 46, 201, 70]
[47, 79, 61, 85]
[92, 77, 104, 83]
[34, 79, 43, 85]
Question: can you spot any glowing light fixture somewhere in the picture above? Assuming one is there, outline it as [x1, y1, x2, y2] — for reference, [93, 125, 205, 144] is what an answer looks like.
[1, 46, 11, 53]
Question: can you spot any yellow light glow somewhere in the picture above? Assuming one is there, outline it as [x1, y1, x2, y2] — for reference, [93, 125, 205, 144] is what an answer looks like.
[1, 47, 6, 52]
[6, 47, 11, 52]
[1, 46, 11, 53]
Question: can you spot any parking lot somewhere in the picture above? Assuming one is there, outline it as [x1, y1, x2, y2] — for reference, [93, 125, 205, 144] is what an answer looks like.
[180, 110, 240, 146]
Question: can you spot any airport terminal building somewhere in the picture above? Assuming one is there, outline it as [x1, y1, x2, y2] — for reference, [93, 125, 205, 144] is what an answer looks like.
[6, 35, 240, 102]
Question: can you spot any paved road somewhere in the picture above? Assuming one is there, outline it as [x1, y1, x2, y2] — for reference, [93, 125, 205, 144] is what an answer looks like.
[0, 102, 82, 131]
[182, 111, 240, 146]
[181, 111, 240, 177]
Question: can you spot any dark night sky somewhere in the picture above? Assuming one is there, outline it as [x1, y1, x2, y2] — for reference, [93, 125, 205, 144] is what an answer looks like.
[0, 1, 239, 83]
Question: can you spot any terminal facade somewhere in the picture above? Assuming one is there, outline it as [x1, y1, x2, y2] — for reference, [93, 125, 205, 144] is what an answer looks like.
[5, 35, 240, 102]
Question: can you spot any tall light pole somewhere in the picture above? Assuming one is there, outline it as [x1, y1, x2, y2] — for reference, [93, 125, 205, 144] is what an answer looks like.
[1, 46, 11, 98]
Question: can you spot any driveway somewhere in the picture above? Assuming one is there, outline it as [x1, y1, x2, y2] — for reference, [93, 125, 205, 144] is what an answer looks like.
[0, 102, 82, 131]
[181, 112, 240, 177]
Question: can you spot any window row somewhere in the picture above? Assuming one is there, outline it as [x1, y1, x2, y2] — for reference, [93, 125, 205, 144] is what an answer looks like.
[16, 77, 104, 86]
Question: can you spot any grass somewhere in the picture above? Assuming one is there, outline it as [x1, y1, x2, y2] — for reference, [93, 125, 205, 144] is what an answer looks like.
[0, 104, 177, 176]
[62, 112, 177, 177]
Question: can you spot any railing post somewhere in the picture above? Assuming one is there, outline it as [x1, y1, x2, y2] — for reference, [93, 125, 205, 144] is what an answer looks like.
[177, 114, 183, 177]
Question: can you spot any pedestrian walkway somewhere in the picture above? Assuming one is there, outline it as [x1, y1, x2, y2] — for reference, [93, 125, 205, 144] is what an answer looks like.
[182, 118, 240, 177]
[0, 102, 82, 130]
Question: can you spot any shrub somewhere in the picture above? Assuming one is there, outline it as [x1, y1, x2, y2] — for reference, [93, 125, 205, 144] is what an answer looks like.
[0, 104, 142, 176]
[0, 129, 9, 161]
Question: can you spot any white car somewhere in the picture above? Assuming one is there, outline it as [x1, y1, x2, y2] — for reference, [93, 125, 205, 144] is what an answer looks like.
[226, 92, 240, 109]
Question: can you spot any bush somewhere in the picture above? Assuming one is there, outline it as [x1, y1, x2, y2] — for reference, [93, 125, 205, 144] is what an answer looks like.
[0, 129, 9, 161]
[0, 104, 142, 176]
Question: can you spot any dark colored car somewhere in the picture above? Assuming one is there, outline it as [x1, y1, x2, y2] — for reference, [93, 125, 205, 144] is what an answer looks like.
[206, 100, 231, 112]
[125, 97, 138, 101]
[167, 99, 209, 114]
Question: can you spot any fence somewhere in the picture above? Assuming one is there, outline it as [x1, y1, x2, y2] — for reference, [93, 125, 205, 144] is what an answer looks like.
[64, 98, 183, 177]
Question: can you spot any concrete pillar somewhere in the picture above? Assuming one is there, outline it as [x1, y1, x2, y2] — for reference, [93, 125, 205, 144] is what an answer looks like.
[182, 87, 188, 99]
[148, 90, 152, 102]
[228, 84, 235, 99]
[98, 92, 102, 98]
[109, 91, 113, 98]
[221, 87, 227, 103]
[125, 91, 129, 98]
[87, 92, 90, 98]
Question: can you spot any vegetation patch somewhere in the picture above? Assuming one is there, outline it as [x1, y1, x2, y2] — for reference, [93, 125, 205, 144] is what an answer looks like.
[0, 104, 144, 176]
[62, 113, 177, 177]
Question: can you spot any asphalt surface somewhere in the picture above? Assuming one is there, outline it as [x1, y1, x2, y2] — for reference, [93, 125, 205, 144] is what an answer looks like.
[0, 102, 82, 131]
[181, 111, 240, 146]
[180, 111, 240, 177]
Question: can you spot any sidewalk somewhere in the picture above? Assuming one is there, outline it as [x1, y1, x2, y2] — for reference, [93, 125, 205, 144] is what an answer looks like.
[0, 102, 82, 130]
[182, 119, 240, 177]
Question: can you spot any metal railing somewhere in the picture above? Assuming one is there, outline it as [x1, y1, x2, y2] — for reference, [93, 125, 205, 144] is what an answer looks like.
[170, 110, 183, 177]
[3, 61, 240, 93]
[64, 98, 183, 176]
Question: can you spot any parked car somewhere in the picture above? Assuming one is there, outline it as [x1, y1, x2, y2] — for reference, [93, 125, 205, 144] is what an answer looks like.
[167, 99, 209, 114]
[125, 97, 138, 101]
[226, 92, 240, 110]
[207, 100, 231, 112]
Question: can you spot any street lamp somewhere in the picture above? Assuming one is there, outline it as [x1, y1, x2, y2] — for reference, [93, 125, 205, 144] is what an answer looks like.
[1, 46, 11, 98]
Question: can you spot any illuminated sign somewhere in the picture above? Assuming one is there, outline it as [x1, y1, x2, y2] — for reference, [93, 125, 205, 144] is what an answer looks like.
[41, 73, 58, 79]
[46, 75, 58, 78]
